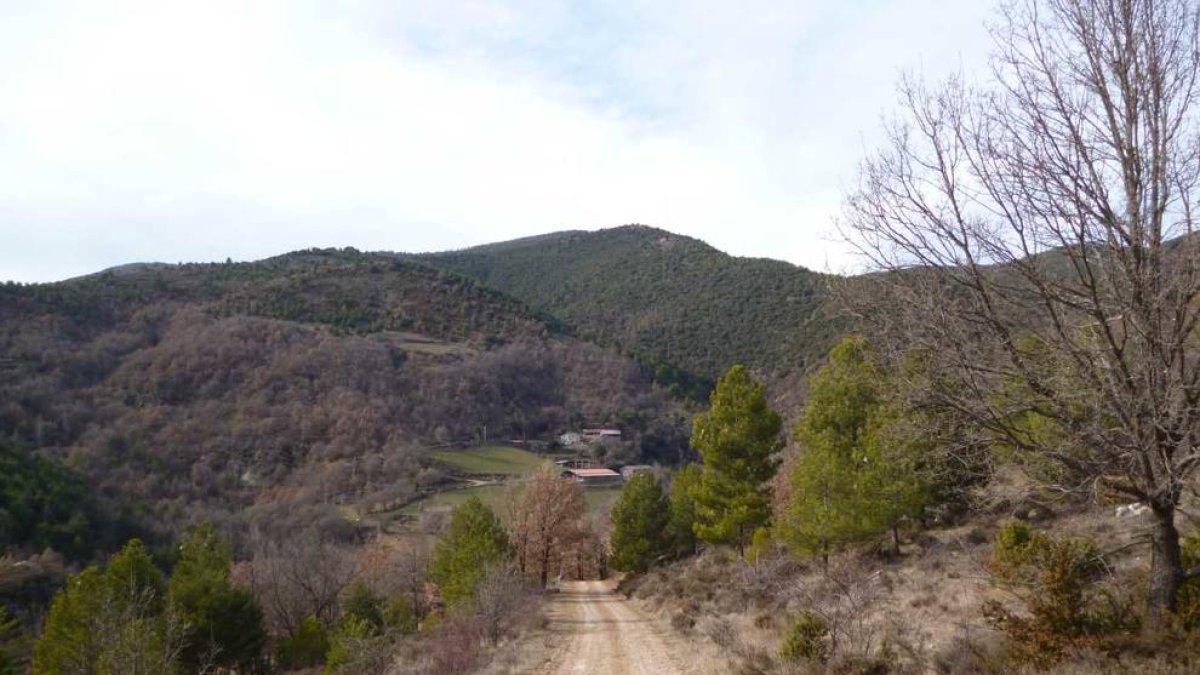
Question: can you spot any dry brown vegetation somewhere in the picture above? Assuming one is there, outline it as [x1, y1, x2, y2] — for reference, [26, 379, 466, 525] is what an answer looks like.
[0, 250, 691, 552]
[623, 481, 1200, 674]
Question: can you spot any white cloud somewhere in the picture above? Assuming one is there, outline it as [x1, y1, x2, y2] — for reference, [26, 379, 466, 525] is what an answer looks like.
[0, 0, 993, 282]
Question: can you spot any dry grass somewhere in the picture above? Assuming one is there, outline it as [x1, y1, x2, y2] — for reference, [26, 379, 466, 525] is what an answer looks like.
[621, 488, 1199, 675]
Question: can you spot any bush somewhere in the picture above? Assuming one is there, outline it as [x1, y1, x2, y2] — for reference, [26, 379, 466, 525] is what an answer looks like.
[965, 527, 990, 546]
[424, 613, 484, 675]
[472, 564, 536, 644]
[698, 616, 738, 649]
[779, 612, 829, 664]
[991, 519, 1041, 568]
[275, 617, 329, 670]
[670, 611, 696, 633]
[1178, 533, 1200, 631]
[383, 595, 418, 635]
[325, 615, 373, 672]
[983, 521, 1138, 668]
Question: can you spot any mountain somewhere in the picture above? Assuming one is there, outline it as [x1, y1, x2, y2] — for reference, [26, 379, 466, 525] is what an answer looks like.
[0, 249, 690, 550]
[415, 225, 843, 396]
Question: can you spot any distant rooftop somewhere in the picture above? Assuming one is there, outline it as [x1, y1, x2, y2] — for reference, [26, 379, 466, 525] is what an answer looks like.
[565, 468, 620, 477]
[581, 429, 621, 436]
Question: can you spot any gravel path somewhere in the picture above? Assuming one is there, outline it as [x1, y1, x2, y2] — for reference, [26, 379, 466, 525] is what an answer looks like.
[528, 580, 712, 675]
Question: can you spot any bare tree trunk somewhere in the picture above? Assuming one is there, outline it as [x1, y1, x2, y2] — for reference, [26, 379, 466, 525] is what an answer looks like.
[1149, 503, 1184, 620]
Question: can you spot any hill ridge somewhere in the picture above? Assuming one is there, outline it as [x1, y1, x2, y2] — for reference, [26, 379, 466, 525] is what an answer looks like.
[415, 225, 843, 395]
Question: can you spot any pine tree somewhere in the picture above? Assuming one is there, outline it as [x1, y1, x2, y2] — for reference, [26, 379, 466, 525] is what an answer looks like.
[429, 497, 512, 606]
[34, 539, 181, 675]
[0, 606, 29, 675]
[667, 463, 701, 560]
[342, 581, 385, 633]
[103, 538, 165, 615]
[609, 473, 670, 573]
[33, 566, 106, 674]
[691, 365, 783, 555]
[781, 336, 926, 565]
[168, 526, 266, 672]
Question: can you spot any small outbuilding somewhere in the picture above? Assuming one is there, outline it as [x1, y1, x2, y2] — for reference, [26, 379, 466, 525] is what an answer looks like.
[581, 429, 622, 442]
[560, 467, 623, 486]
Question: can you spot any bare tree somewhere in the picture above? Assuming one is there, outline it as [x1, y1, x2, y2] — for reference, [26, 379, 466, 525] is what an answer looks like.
[246, 529, 355, 634]
[356, 536, 431, 619]
[842, 0, 1200, 620]
[511, 464, 585, 587]
[471, 564, 537, 644]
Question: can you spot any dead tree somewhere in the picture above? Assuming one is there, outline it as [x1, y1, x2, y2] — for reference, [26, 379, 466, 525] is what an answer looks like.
[246, 529, 355, 634]
[512, 464, 585, 587]
[842, 0, 1200, 621]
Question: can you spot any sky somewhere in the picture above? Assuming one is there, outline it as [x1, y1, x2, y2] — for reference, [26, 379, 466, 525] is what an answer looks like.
[0, 0, 994, 283]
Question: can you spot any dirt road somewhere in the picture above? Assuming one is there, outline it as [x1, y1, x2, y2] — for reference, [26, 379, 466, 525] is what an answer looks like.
[527, 580, 715, 675]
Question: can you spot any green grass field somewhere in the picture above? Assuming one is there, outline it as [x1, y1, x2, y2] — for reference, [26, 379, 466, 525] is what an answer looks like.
[583, 486, 623, 519]
[399, 483, 513, 515]
[431, 445, 552, 475]
[399, 483, 624, 520]
[393, 446, 625, 521]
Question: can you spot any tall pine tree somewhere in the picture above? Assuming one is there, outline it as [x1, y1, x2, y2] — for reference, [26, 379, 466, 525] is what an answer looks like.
[609, 473, 670, 573]
[781, 336, 926, 565]
[429, 497, 511, 607]
[691, 365, 783, 555]
[666, 464, 701, 560]
[168, 526, 266, 672]
[34, 539, 181, 675]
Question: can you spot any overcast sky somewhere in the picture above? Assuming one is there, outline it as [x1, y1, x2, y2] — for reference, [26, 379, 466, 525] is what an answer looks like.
[0, 0, 993, 283]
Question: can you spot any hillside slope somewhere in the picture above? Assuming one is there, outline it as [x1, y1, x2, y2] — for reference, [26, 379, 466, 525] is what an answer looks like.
[0, 249, 690, 546]
[416, 226, 842, 395]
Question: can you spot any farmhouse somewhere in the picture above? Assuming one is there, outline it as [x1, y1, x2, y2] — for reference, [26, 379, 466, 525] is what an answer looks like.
[560, 467, 623, 485]
[559, 428, 623, 451]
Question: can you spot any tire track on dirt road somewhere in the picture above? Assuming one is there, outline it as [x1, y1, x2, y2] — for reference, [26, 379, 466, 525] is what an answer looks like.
[530, 580, 717, 675]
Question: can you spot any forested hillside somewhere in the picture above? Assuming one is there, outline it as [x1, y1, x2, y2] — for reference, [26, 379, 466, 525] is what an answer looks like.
[0, 250, 690, 551]
[416, 226, 843, 396]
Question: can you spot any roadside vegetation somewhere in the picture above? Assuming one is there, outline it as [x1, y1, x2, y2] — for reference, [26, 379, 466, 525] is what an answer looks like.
[606, 1, 1200, 673]
[5, 0, 1200, 673]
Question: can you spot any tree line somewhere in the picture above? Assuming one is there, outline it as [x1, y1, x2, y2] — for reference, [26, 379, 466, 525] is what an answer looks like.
[608, 350, 949, 574]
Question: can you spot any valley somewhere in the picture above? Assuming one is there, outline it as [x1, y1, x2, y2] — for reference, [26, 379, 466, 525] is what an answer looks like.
[8, 1, 1200, 674]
